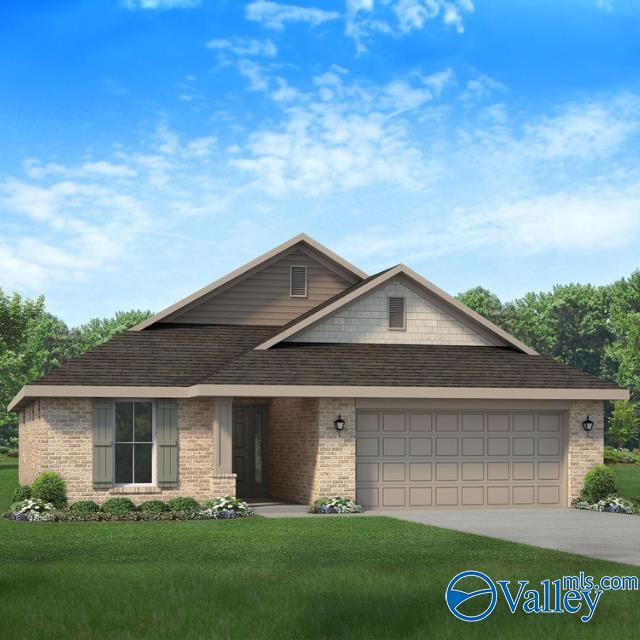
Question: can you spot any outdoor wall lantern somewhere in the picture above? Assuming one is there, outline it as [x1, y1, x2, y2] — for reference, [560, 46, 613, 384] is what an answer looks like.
[334, 414, 346, 435]
[582, 416, 594, 433]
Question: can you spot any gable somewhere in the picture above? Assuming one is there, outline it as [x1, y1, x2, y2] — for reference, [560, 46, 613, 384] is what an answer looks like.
[288, 275, 508, 346]
[162, 246, 359, 326]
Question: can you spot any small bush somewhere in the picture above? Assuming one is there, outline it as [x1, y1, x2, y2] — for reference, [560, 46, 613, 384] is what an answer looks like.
[604, 446, 639, 464]
[31, 471, 67, 507]
[12, 485, 32, 502]
[0, 446, 8, 454]
[101, 497, 136, 515]
[202, 496, 252, 518]
[573, 495, 638, 515]
[5, 498, 55, 522]
[139, 500, 168, 515]
[7, 449, 19, 458]
[581, 464, 617, 503]
[167, 496, 198, 512]
[69, 500, 100, 514]
[309, 496, 364, 514]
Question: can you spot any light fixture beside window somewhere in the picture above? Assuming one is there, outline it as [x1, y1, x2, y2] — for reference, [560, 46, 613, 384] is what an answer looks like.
[388, 296, 406, 330]
[290, 265, 307, 297]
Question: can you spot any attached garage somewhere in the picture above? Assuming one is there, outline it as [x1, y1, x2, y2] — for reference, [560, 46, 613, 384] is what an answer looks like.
[356, 409, 566, 509]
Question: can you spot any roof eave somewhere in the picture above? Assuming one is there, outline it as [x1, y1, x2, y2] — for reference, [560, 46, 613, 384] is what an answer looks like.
[8, 383, 629, 411]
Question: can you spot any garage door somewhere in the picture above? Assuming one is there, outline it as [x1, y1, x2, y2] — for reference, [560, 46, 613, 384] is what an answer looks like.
[356, 410, 565, 509]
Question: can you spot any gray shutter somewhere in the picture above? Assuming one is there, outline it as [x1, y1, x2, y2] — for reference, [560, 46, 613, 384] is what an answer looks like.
[388, 297, 406, 329]
[290, 265, 307, 297]
[157, 399, 178, 488]
[92, 399, 114, 488]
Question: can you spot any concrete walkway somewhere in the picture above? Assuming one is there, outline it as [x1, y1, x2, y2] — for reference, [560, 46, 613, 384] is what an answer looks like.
[372, 508, 640, 567]
[251, 501, 640, 566]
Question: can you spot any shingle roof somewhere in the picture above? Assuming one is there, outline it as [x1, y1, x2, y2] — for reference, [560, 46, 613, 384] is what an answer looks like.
[31, 323, 620, 391]
[204, 341, 620, 389]
[33, 324, 275, 386]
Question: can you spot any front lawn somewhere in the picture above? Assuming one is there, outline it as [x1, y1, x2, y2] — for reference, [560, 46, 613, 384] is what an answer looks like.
[609, 463, 640, 502]
[1, 460, 638, 639]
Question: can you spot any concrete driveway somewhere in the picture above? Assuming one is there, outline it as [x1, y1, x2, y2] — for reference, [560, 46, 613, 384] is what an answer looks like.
[375, 508, 640, 566]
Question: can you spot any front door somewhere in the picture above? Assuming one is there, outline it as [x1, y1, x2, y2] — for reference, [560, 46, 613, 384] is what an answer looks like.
[232, 405, 268, 498]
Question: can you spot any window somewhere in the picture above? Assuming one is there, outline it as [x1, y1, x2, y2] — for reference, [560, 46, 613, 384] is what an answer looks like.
[290, 265, 308, 297]
[388, 296, 406, 330]
[114, 401, 154, 484]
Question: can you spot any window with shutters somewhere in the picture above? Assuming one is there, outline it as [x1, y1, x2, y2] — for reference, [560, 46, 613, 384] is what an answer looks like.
[114, 400, 155, 485]
[388, 296, 406, 330]
[290, 265, 308, 297]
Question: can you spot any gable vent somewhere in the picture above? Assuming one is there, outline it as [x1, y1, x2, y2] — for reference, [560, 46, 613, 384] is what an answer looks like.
[290, 265, 308, 297]
[388, 297, 406, 330]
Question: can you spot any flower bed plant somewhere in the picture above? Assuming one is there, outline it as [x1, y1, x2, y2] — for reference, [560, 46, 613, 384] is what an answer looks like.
[4, 495, 254, 522]
[309, 497, 364, 514]
[572, 495, 638, 515]
[604, 446, 640, 464]
[5, 499, 56, 522]
[201, 496, 253, 519]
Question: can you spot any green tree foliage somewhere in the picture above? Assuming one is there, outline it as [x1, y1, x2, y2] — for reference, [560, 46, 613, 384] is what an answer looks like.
[608, 401, 640, 449]
[0, 288, 150, 447]
[459, 270, 640, 447]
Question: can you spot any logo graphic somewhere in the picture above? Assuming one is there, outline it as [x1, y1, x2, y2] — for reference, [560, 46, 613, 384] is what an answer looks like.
[445, 570, 497, 622]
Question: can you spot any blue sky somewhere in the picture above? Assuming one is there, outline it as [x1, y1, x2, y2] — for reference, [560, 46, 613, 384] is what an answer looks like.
[1, 0, 639, 325]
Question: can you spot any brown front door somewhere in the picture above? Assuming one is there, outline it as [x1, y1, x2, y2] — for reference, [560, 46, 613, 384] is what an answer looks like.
[232, 405, 268, 498]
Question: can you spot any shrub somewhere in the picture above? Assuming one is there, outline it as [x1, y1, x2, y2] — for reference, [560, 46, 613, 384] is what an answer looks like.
[573, 495, 638, 515]
[604, 446, 639, 464]
[12, 485, 32, 503]
[139, 500, 168, 515]
[309, 496, 364, 514]
[581, 464, 618, 503]
[5, 498, 55, 522]
[101, 497, 136, 515]
[31, 471, 67, 507]
[7, 449, 19, 458]
[167, 496, 198, 512]
[0, 446, 8, 454]
[202, 496, 252, 519]
[69, 500, 100, 514]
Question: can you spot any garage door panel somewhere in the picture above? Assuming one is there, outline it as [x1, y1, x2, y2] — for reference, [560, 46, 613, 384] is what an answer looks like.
[382, 463, 406, 482]
[410, 414, 431, 432]
[356, 410, 565, 509]
[435, 437, 458, 456]
[435, 462, 458, 481]
[383, 438, 405, 456]
[356, 462, 379, 482]
[461, 437, 484, 456]
[383, 413, 405, 431]
[512, 462, 535, 481]
[409, 462, 432, 481]
[382, 487, 406, 507]
[409, 437, 432, 456]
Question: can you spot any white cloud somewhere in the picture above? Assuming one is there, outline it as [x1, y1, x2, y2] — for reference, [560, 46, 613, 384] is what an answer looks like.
[206, 37, 277, 58]
[81, 161, 137, 177]
[246, 1, 340, 30]
[459, 73, 506, 101]
[121, 0, 200, 9]
[596, 0, 614, 11]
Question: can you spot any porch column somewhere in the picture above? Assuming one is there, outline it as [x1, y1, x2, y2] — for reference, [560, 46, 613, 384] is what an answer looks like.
[213, 397, 233, 474]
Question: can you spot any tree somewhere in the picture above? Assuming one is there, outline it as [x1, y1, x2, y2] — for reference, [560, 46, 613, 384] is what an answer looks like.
[607, 401, 640, 449]
[0, 289, 151, 448]
[457, 287, 504, 326]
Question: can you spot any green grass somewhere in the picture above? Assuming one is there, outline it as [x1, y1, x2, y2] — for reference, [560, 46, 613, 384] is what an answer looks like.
[1, 460, 639, 639]
[610, 463, 640, 502]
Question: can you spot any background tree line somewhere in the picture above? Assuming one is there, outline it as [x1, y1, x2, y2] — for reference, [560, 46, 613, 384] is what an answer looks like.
[1, 270, 638, 449]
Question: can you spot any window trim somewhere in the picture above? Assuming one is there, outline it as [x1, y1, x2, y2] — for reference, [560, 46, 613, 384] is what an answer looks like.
[289, 265, 308, 298]
[113, 398, 157, 488]
[388, 296, 406, 331]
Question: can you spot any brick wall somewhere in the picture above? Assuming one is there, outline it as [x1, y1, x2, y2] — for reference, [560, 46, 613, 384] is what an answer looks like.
[315, 398, 356, 500]
[17, 397, 236, 505]
[567, 400, 605, 501]
[292, 278, 501, 346]
[268, 397, 319, 503]
[268, 397, 357, 503]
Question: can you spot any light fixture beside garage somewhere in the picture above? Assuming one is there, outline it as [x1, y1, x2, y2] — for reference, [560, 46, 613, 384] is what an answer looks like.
[334, 414, 345, 435]
[582, 416, 594, 433]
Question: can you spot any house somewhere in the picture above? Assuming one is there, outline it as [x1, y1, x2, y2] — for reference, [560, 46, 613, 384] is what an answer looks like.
[9, 234, 627, 509]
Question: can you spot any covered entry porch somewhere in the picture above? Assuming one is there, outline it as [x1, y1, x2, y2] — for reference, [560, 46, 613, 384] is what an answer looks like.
[213, 397, 356, 504]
